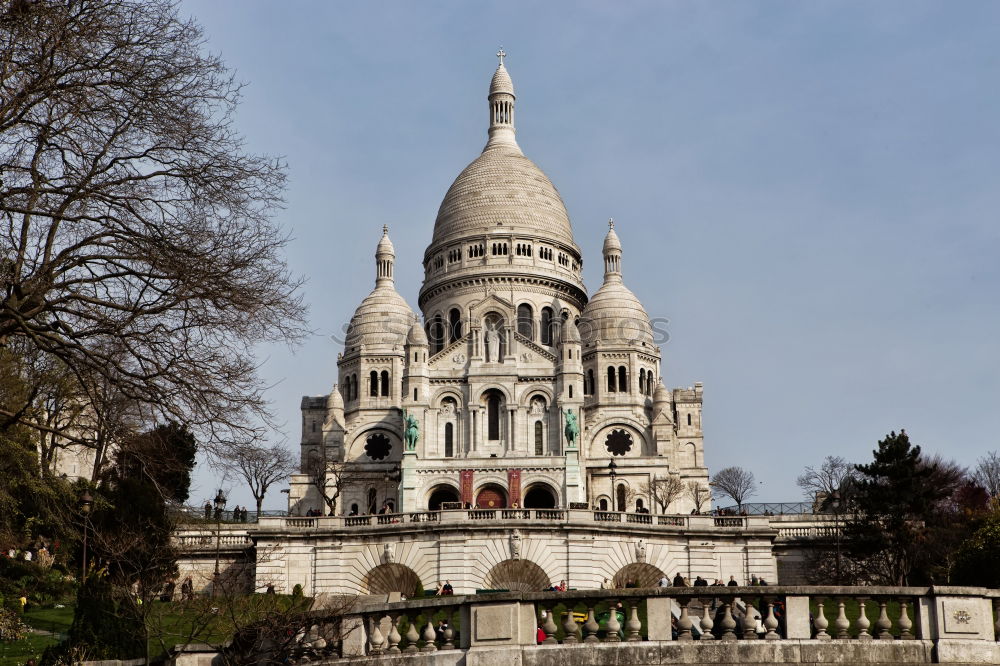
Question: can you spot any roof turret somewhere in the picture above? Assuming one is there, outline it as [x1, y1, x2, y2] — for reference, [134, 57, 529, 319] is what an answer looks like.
[344, 227, 417, 351]
[581, 221, 654, 347]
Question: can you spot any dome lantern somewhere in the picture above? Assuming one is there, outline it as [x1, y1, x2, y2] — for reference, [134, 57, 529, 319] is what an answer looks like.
[375, 225, 395, 286]
[603, 218, 623, 282]
[487, 48, 517, 149]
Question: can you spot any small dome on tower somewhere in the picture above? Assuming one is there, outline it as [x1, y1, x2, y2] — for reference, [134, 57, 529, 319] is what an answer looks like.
[653, 381, 670, 405]
[327, 384, 344, 411]
[561, 318, 581, 344]
[603, 223, 622, 253]
[580, 222, 654, 346]
[407, 321, 428, 346]
[344, 228, 417, 351]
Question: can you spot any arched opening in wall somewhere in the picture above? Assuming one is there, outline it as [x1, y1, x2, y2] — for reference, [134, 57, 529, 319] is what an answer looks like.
[540, 307, 554, 346]
[430, 314, 445, 354]
[586, 369, 594, 395]
[534, 421, 544, 456]
[444, 422, 454, 458]
[367, 487, 378, 514]
[522, 484, 557, 509]
[680, 442, 697, 468]
[380, 370, 389, 397]
[369, 370, 378, 397]
[427, 484, 460, 511]
[449, 308, 462, 343]
[607, 366, 616, 392]
[351, 374, 358, 400]
[635, 498, 645, 512]
[483, 389, 503, 440]
[475, 484, 507, 509]
[612, 563, 667, 589]
[616, 484, 627, 512]
[485, 559, 549, 592]
[517, 304, 534, 339]
[618, 366, 628, 392]
[362, 563, 422, 598]
[639, 369, 646, 395]
[597, 497, 609, 511]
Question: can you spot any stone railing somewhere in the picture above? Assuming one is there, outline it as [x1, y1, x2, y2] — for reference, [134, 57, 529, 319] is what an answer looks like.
[171, 527, 253, 551]
[322, 586, 1000, 665]
[254, 509, 766, 533]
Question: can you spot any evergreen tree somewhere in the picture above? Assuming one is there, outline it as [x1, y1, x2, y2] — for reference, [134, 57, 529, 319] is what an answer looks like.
[846, 430, 949, 585]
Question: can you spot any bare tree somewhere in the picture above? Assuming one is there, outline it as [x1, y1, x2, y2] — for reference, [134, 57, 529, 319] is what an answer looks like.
[640, 474, 684, 514]
[972, 451, 1000, 498]
[306, 455, 351, 517]
[710, 466, 757, 511]
[0, 0, 306, 456]
[686, 481, 711, 514]
[223, 443, 296, 516]
[796, 455, 857, 507]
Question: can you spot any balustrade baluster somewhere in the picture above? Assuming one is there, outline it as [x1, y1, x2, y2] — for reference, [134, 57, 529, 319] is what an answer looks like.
[625, 601, 642, 642]
[605, 600, 622, 642]
[404, 615, 420, 653]
[719, 602, 738, 641]
[562, 607, 581, 643]
[386, 612, 401, 654]
[898, 600, 914, 640]
[369, 614, 385, 655]
[813, 599, 830, 640]
[855, 598, 871, 640]
[542, 606, 558, 645]
[583, 605, 600, 643]
[441, 609, 455, 650]
[875, 600, 892, 640]
[421, 617, 437, 651]
[699, 598, 715, 640]
[743, 602, 759, 640]
[834, 598, 850, 639]
[763, 599, 780, 640]
[676, 598, 693, 641]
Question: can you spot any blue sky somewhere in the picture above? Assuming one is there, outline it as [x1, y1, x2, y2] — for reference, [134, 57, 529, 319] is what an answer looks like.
[179, 1, 1000, 510]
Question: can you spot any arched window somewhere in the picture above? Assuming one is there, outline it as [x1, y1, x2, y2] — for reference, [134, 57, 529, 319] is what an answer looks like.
[431, 314, 445, 354]
[350, 503, 359, 515]
[369, 370, 378, 397]
[445, 422, 454, 458]
[350, 374, 357, 400]
[636, 498, 644, 512]
[367, 487, 377, 514]
[586, 369, 595, 396]
[639, 369, 646, 395]
[380, 370, 389, 397]
[569, 385, 574, 398]
[607, 366, 616, 392]
[517, 304, 534, 339]
[486, 392, 501, 440]
[540, 307, 554, 345]
[449, 308, 462, 343]
[618, 366, 628, 393]
[534, 421, 544, 456]
[599, 498, 609, 511]
[687, 413, 692, 426]
[616, 484, 627, 512]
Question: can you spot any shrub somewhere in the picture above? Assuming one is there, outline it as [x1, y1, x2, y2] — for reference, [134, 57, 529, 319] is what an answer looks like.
[0, 606, 30, 641]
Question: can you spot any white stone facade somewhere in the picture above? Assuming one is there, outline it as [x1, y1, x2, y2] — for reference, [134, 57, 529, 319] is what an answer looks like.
[276, 56, 766, 596]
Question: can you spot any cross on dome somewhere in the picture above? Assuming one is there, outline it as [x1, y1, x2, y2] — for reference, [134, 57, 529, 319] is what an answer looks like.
[496, 48, 506, 66]
[608, 218, 615, 229]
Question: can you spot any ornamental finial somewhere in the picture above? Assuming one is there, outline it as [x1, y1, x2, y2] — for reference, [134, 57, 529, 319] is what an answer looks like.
[608, 218, 615, 229]
[382, 224, 388, 236]
[496, 47, 506, 66]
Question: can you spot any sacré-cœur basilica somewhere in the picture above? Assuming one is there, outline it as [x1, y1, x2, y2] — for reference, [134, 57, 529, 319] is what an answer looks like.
[253, 54, 779, 597]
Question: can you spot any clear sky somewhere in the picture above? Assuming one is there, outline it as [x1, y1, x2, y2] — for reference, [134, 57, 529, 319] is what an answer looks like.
[178, 1, 1000, 510]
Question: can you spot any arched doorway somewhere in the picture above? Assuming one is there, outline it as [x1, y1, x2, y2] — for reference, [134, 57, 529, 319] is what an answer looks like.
[475, 484, 507, 509]
[485, 559, 549, 592]
[522, 484, 557, 509]
[362, 563, 422, 597]
[427, 484, 460, 511]
[612, 563, 667, 589]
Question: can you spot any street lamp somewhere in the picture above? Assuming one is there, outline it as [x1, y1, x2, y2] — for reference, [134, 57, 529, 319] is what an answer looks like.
[212, 489, 226, 596]
[79, 490, 93, 581]
[829, 490, 842, 585]
[607, 459, 618, 510]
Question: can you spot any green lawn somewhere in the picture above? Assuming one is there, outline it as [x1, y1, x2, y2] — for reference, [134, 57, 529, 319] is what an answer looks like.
[0, 632, 62, 666]
[23, 605, 74, 635]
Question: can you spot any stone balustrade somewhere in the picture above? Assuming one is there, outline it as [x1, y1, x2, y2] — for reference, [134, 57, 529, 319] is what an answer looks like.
[253, 508, 764, 532]
[170, 528, 254, 551]
[323, 586, 999, 665]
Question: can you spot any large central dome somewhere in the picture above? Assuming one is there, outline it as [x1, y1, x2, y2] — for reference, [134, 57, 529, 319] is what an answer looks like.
[431, 140, 576, 248]
[419, 58, 586, 310]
